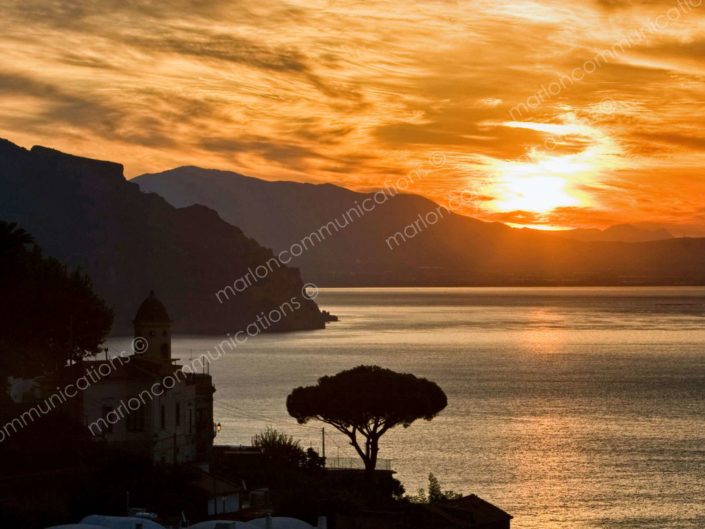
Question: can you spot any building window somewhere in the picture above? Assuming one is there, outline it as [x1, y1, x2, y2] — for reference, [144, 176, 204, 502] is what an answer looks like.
[175, 403, 181, 427]
[189, 409, 193, 434]
[160, 405, 166, 429]
[126, 407, 145, 433]
[101, 406, 113, 434]
[161, 343, 169, 358]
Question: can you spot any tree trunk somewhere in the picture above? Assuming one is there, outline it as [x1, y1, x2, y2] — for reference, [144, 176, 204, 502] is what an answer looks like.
[363, 438, 379, 480]
[347, 428, 379, 480]
[369, 441, 379, 472]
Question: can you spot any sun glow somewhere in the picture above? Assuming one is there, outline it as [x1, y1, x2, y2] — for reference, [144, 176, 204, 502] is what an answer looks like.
[468, 117, 624, 225]
[493, 175, 579, 213]
[488, 151, 590, 215]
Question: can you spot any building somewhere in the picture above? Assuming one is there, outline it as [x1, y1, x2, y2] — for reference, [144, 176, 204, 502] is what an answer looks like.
[82, 291, 215, 464]
[335, 494, 512, 529]
[190, 468, 244, 517]
[425, 495, 513, 529]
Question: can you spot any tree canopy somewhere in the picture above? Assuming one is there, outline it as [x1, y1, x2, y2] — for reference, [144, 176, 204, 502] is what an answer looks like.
[252, 427, 324, 472]
[287, 365, 447, 474]
[0, 221, 113, 375]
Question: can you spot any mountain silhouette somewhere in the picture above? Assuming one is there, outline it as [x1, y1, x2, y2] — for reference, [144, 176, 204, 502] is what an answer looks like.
[553, 224, 673, 243]
[136, 166, 705, 286]
[0, 140, 325, 333]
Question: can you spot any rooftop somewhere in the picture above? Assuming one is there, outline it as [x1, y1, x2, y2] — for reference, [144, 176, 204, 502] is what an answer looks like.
[133, 290, 171, 324]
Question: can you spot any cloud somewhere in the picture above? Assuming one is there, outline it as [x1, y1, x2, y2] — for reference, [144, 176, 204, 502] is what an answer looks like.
[0, 71, 179, 148]
[1, 0, 705, 232]
[199, 136, 322, 170]
[635, 132, 705, 152]
[135, 32, 309, 73]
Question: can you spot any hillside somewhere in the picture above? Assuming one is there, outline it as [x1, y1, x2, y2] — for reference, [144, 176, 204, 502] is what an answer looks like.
[135, 166, 705, 286]
[553, 224, 673, 243]
[0, 140, 326, 333]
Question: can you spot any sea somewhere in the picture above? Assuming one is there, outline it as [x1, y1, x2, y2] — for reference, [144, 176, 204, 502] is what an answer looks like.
[108, 287, 705, 529]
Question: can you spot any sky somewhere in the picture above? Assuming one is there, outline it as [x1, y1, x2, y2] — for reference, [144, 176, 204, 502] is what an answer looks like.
[1, 0, 705, 233]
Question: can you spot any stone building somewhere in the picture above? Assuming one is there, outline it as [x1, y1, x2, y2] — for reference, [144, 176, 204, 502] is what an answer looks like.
[83, 291, 215, 464]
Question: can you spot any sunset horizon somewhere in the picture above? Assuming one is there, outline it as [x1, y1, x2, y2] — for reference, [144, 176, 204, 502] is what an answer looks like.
[3, 0, 705, 234]
[5, 4, 705, 528]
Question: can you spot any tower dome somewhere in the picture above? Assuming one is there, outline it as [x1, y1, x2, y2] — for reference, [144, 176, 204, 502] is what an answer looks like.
[133, 290, 171, 324]
[133, 290, 172, 363]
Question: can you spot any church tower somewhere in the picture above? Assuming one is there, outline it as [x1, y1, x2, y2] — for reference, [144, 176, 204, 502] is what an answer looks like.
[133, 290, 172, 363]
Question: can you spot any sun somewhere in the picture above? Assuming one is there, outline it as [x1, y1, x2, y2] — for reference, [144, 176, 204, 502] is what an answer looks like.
[458, 117, 622, 228]
[493, 174, 579, 214]
[470, 117, 620, 224]
[482, 147, 596, 220]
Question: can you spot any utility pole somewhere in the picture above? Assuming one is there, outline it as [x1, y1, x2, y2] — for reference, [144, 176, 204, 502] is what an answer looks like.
[321, 427, 326, 464]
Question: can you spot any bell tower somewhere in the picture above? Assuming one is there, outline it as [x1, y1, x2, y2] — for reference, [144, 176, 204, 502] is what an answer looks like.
[133, 290, 172, 363]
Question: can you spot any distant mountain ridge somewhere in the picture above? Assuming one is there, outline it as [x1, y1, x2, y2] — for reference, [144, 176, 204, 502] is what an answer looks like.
[135, 166, 705, 286]
[0, 140, 325, 333]
[554, 224, 674, 243]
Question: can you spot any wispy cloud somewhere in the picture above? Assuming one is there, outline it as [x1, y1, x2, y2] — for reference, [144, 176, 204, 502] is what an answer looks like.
[0, 0, 704, 232]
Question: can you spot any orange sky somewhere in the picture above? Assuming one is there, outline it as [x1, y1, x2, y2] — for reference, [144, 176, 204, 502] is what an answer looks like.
[1, 0, 705, 234]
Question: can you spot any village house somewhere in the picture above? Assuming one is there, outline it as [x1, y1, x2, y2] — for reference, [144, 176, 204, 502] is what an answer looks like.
[83, 291, 215, 465]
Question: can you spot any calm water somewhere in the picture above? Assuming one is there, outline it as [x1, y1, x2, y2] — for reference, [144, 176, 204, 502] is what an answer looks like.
[109, 287, 705, 529]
